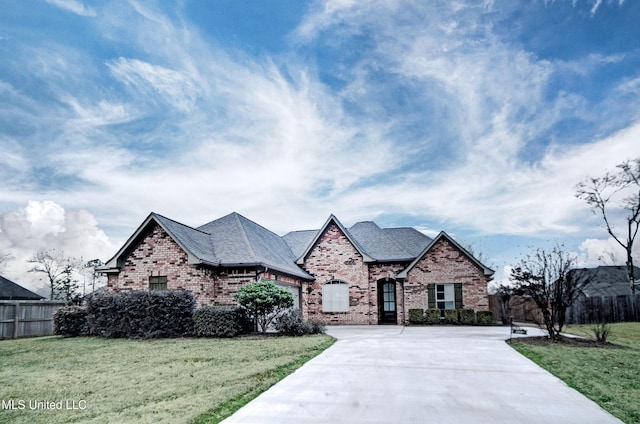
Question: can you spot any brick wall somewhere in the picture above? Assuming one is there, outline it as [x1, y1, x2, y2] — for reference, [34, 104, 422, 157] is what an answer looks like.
[301, 223, 373, 325]
[107, 223, 215, 305]
[405, 238, 489, 311]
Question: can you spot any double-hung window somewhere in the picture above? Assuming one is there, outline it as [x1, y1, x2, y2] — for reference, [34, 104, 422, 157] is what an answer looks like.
[149, 276, 167, 290]
[436, 284, 455, 310]
[428, 283, 462, 311]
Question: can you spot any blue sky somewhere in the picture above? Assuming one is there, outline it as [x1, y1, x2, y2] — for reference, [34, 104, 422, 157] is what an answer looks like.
[1, 0, 640, 292]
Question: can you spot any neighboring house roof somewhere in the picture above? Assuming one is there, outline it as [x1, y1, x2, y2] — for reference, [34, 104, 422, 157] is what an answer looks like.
[568, 266, 640, 297]
[396, 231, 494, 279]
[0, 275, 44, 300]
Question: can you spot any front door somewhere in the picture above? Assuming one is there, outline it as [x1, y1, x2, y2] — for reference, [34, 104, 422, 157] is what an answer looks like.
[378, 279, 397, 324]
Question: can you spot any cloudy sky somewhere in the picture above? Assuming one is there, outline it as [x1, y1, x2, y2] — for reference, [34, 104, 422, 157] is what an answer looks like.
[1, 0, 639, 293]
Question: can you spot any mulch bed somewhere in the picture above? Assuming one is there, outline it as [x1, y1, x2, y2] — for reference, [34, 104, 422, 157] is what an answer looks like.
[510, 335, 623, 348]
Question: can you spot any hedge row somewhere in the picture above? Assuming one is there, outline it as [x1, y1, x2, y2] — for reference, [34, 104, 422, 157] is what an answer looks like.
[407, 308, 494, 326]
[193, 306, 252, 338]
[85, 290, 196, 338]
[53, 290, 323, 339]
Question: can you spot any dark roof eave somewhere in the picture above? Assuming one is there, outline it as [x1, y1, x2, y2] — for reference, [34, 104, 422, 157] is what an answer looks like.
[96, 266, 120, 274]
[198, 260, 313, 281]
[366, 257, 416, 264]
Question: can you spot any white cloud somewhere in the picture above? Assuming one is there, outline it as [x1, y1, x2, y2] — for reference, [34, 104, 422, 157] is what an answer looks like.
[579, 237, 626, 265]
[107, 57, 199, 112]
[45, 0, 96, 17]
[0, 201, 116, 294]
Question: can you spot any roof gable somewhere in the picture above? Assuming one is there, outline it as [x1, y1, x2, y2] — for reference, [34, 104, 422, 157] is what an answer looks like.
[103, 213, 213, 269]
[397, 231, 494, 279]
[293, 215, 374, 264]
[0, 275, 44, 300]
[288, 216, 433, 264]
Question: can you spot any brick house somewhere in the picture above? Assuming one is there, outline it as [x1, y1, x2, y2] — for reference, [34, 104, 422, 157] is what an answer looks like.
[101, 212, 493, 325]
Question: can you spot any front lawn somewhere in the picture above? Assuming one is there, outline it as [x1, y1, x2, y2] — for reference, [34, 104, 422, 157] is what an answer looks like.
[0, 335, 334, 424]
[510, 323, 640, 424]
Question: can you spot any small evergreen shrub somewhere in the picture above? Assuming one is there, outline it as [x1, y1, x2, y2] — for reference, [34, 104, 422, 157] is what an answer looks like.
[476, 310, 494, 326]
[444, 309, 459, 324]
[309, 320, 326, 335]
[53, 306, 88, 337]
[274, 310, 326, 336]
[86, 290, 195, 338]
[425, 308, 441, 324]
[459, 309, 475, 325]
[408, 309, 425, 324]
[193, 306, 247, 338]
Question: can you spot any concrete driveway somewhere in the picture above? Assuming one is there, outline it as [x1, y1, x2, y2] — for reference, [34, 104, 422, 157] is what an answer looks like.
[222, 326, 622, 423]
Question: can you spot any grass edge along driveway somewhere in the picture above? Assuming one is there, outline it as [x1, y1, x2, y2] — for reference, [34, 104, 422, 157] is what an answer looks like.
[0, 334, 335, 424]
[510, 322, 640, 424]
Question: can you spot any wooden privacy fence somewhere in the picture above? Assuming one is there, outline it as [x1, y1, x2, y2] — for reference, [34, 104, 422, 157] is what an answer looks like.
[566, 294, 640, 325]
[0, 300, 66, 339]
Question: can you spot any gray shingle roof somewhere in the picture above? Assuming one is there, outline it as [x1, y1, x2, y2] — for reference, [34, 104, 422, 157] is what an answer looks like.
[383, 227, 433, 257]
[283, 217, 433, 263]
[569, 266, 639, 297]
[0, 275, 44, 300]
[348, 221, 424, 261]
[105, 212, 474, 281]
[196, 213, 312, 279]
[282, 230, 318, 259]
[153, 214, 217, 264]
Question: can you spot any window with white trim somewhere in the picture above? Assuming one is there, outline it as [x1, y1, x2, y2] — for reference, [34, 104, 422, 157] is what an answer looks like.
[322, 280, 349, 312]
[436, 283, 455, 310]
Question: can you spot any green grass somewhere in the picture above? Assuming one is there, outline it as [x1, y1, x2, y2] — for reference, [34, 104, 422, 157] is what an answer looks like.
[510, 323, 640, 424]
[0, 335, 334, 424]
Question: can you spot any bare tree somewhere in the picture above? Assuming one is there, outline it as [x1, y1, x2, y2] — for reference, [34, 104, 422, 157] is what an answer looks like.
[28, 250, 79, 301]
[84, 258, 105, 293]
[0, 252, 12, 271]
[510, 245, 582, 340]
[492, 282, 514, 325]
[576, 158, 640, 293]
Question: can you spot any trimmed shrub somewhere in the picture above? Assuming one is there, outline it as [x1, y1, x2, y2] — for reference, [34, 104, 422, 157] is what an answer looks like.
[408, 309, 425, 324]
[459, 309, 475, 325]
[274, 310, 326, 336]
[425, 308, 441, 324]
[234, 280, 294, 333]
[53, 306, 88, 337]
[86, 290, 195, 338]
[476, 310, 494, 326]
[193, 306, 247, 338]
[444, 309, 459, 324]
